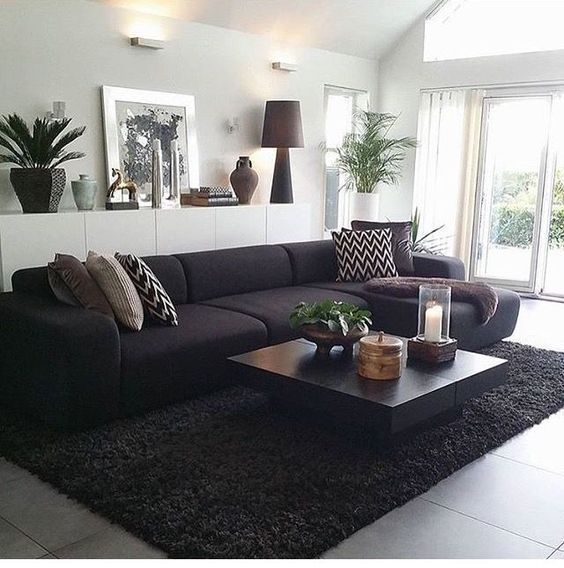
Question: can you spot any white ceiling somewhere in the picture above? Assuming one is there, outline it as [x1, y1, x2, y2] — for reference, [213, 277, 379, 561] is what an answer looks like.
[95, 0, 437, 59]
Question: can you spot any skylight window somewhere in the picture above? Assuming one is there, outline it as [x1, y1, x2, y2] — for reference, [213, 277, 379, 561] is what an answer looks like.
[425, 0, 564, 62]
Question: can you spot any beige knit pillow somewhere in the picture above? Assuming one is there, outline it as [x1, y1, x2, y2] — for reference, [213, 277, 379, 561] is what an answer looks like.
[85, 251, 144, 331]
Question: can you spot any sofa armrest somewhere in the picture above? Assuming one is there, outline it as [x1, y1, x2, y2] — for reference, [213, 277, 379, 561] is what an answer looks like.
[0, 292, 121, 429]
[413, 253, 466, 280]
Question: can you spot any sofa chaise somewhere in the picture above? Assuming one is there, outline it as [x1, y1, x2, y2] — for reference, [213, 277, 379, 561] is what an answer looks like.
[0, 239, 520, 429]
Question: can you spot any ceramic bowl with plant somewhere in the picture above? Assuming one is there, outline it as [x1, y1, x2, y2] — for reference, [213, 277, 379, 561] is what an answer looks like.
[0, 114, 86, 213]
[289, 300, 372, 356]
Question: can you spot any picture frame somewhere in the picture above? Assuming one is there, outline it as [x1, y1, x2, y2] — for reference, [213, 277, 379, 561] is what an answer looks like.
[101, 86, 200, 206]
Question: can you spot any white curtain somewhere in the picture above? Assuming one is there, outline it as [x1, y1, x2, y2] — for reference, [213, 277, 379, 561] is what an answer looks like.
[413, 89, 484, 263]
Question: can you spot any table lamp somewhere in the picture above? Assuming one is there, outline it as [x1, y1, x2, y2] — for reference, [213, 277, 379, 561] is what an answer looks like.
[261, 100, 304, 203]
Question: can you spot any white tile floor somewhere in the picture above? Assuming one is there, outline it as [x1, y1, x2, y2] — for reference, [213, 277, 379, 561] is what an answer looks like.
[1, 298, 563, 559]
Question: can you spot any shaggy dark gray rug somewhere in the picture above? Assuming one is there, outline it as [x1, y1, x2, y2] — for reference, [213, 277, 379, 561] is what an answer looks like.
[1, 341, 564, 558]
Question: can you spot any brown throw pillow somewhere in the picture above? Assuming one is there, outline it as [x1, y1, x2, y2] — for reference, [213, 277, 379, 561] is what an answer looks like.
[351, 220, 414, 275]
[86, 251, 144, 331]
[47, 253, 114, 318]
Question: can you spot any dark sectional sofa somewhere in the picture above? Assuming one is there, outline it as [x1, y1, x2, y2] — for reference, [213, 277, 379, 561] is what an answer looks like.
[0, 239, 520, 430]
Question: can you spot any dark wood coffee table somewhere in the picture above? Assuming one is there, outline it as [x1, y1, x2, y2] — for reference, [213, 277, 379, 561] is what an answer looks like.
[228, 336, 508, 442]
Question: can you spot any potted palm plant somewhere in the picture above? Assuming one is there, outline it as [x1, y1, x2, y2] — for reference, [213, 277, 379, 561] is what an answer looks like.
[0, 114, 86, 213]
[335, 111, 417, 223]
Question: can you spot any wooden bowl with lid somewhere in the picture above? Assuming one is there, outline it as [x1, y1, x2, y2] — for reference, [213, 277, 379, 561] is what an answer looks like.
[358, 331, 403, 381]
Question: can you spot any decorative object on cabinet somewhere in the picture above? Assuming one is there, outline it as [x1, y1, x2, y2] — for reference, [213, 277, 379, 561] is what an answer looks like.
[0, 114, 85, 213]
[151, 139, 163, 209]
[71, 175, 98, 211]
[261, 100, 304, 204]
[289, 300, 371, 356]
[106, 168, 139, 210]
[183, 187, 238, 207]
[101, 86, 199, 207]
[167, 139, 181, 206]
[229, 156, 258, 204]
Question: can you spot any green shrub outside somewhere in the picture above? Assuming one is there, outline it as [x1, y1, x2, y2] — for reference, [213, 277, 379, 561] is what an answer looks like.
[491, 204, 564, 248]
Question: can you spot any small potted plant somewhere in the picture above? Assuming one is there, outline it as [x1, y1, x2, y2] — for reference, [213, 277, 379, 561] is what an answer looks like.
[336, 111, 417, 223]
[0, 114, 86, 213]
[289, 300, 372, 356]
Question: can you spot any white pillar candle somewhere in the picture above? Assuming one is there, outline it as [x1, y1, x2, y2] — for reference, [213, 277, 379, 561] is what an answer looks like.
[424, 304, 443, 343]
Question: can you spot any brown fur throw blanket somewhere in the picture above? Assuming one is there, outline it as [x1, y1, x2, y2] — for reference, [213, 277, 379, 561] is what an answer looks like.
[364, 277, 498, 325]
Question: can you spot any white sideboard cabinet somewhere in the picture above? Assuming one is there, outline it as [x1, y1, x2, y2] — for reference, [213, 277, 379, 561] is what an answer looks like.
[0, 204, 312, 291]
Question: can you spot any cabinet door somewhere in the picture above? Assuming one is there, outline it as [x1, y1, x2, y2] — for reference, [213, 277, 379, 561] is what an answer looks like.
[0, 213, 86, 291]
[266, 204, 312, 244]
[215, 206, 267, 249]
[156, 208, 216, 255]
[84, 210, 156, 257]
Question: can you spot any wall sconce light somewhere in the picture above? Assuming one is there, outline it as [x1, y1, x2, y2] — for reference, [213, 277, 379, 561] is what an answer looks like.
[227, 116, 240, 134]
[130, 37, 165, 50]
[45, 101, 66, 121]
[272, 61, 298, 72]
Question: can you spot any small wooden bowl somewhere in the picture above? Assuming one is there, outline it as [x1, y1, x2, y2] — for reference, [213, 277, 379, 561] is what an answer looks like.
[358, 331, 403, 380]
[299, 324, 367, 357]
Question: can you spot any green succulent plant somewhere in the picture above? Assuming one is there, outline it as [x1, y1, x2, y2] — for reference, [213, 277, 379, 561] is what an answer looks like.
[0, 113, 85, 169]
[289, 300, 372, 336]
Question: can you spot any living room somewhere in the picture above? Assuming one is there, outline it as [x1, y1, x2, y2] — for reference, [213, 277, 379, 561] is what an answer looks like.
[0, 0, 563, 563]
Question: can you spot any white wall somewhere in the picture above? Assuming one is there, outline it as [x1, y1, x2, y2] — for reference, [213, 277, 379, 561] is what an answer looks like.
[378, 18, 564, 220]
[0, 0, 378, 237]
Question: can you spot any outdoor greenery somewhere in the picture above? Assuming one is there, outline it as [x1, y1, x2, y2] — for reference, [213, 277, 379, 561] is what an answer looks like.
[491, 169, 564, 248]
[335, 111, 417, 193]
[289, 300, 372, 336]
[0, 114, 85, 169]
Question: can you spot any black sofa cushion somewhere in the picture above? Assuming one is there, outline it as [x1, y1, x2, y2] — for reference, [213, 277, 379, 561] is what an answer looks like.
[120, 304, 268, 415]
[176, 245, 293, 303]
[140, 255, 188, 305]
[305, 281, 519, 350]
[281, 240, 338, 285]
[202, 286, 369, 344]
[12, 266, 55, 300]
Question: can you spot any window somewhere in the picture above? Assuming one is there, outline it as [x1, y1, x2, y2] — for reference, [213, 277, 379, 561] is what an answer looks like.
[323, 86, 368, 231]
[425, 0, 564, 62]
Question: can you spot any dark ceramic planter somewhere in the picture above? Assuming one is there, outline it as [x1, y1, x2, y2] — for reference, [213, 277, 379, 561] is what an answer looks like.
[299, 324, 368, 357]
[230, 156, 259, 204]
[10, 168, 66, 213]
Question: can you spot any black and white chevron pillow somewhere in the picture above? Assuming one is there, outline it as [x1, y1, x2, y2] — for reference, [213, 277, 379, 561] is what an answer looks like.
[332, 228, 398, 282]
[115, 253, 178, 326]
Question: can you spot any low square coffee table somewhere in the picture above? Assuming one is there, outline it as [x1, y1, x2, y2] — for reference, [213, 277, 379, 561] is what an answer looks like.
[228, 335, 508, 442]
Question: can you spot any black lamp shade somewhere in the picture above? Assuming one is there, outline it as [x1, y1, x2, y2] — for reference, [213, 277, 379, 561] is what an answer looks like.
[261, 100, 304, 148]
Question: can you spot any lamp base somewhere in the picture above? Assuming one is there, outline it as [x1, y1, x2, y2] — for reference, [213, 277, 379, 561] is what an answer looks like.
[407, 337, 458, 364]
[270, 147, 293, 203]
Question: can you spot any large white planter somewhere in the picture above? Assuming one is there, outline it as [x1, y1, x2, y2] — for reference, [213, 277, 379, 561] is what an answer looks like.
[347, 192, 380, 225]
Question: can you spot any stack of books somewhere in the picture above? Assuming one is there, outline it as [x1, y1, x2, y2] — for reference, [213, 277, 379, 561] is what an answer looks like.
[181, 187, 239, 207]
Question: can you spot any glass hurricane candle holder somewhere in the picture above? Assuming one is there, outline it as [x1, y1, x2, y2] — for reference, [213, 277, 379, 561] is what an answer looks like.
[417, 284, 451, 344]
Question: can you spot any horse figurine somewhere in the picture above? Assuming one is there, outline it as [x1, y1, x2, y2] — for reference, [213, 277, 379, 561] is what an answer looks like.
[107, 168, 138, 202]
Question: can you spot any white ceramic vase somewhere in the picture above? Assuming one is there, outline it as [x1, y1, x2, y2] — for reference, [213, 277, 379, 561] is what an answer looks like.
[347, 192, 380, 225]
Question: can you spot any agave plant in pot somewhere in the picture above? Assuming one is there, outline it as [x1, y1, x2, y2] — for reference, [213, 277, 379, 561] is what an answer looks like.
[0, 114, 86, 213]
[289, 300, 372, 356]
[335, 111, 417, 223]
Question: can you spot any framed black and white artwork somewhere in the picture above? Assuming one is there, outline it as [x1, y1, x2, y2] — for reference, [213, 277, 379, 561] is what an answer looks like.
[101, 86, 199, 205]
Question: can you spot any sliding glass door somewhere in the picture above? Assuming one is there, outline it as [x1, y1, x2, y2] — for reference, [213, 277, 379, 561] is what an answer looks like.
[471, 95, 552, 292]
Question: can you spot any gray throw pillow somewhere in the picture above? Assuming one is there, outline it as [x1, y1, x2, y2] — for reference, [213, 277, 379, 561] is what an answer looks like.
[48, 253, 114, 318]
[351, 220, 414, 275]
[86, 251, 144, 331]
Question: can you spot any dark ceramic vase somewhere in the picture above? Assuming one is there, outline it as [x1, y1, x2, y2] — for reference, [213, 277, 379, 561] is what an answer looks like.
[230, 156, 259, 205]
[10, 168, 66, 213]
